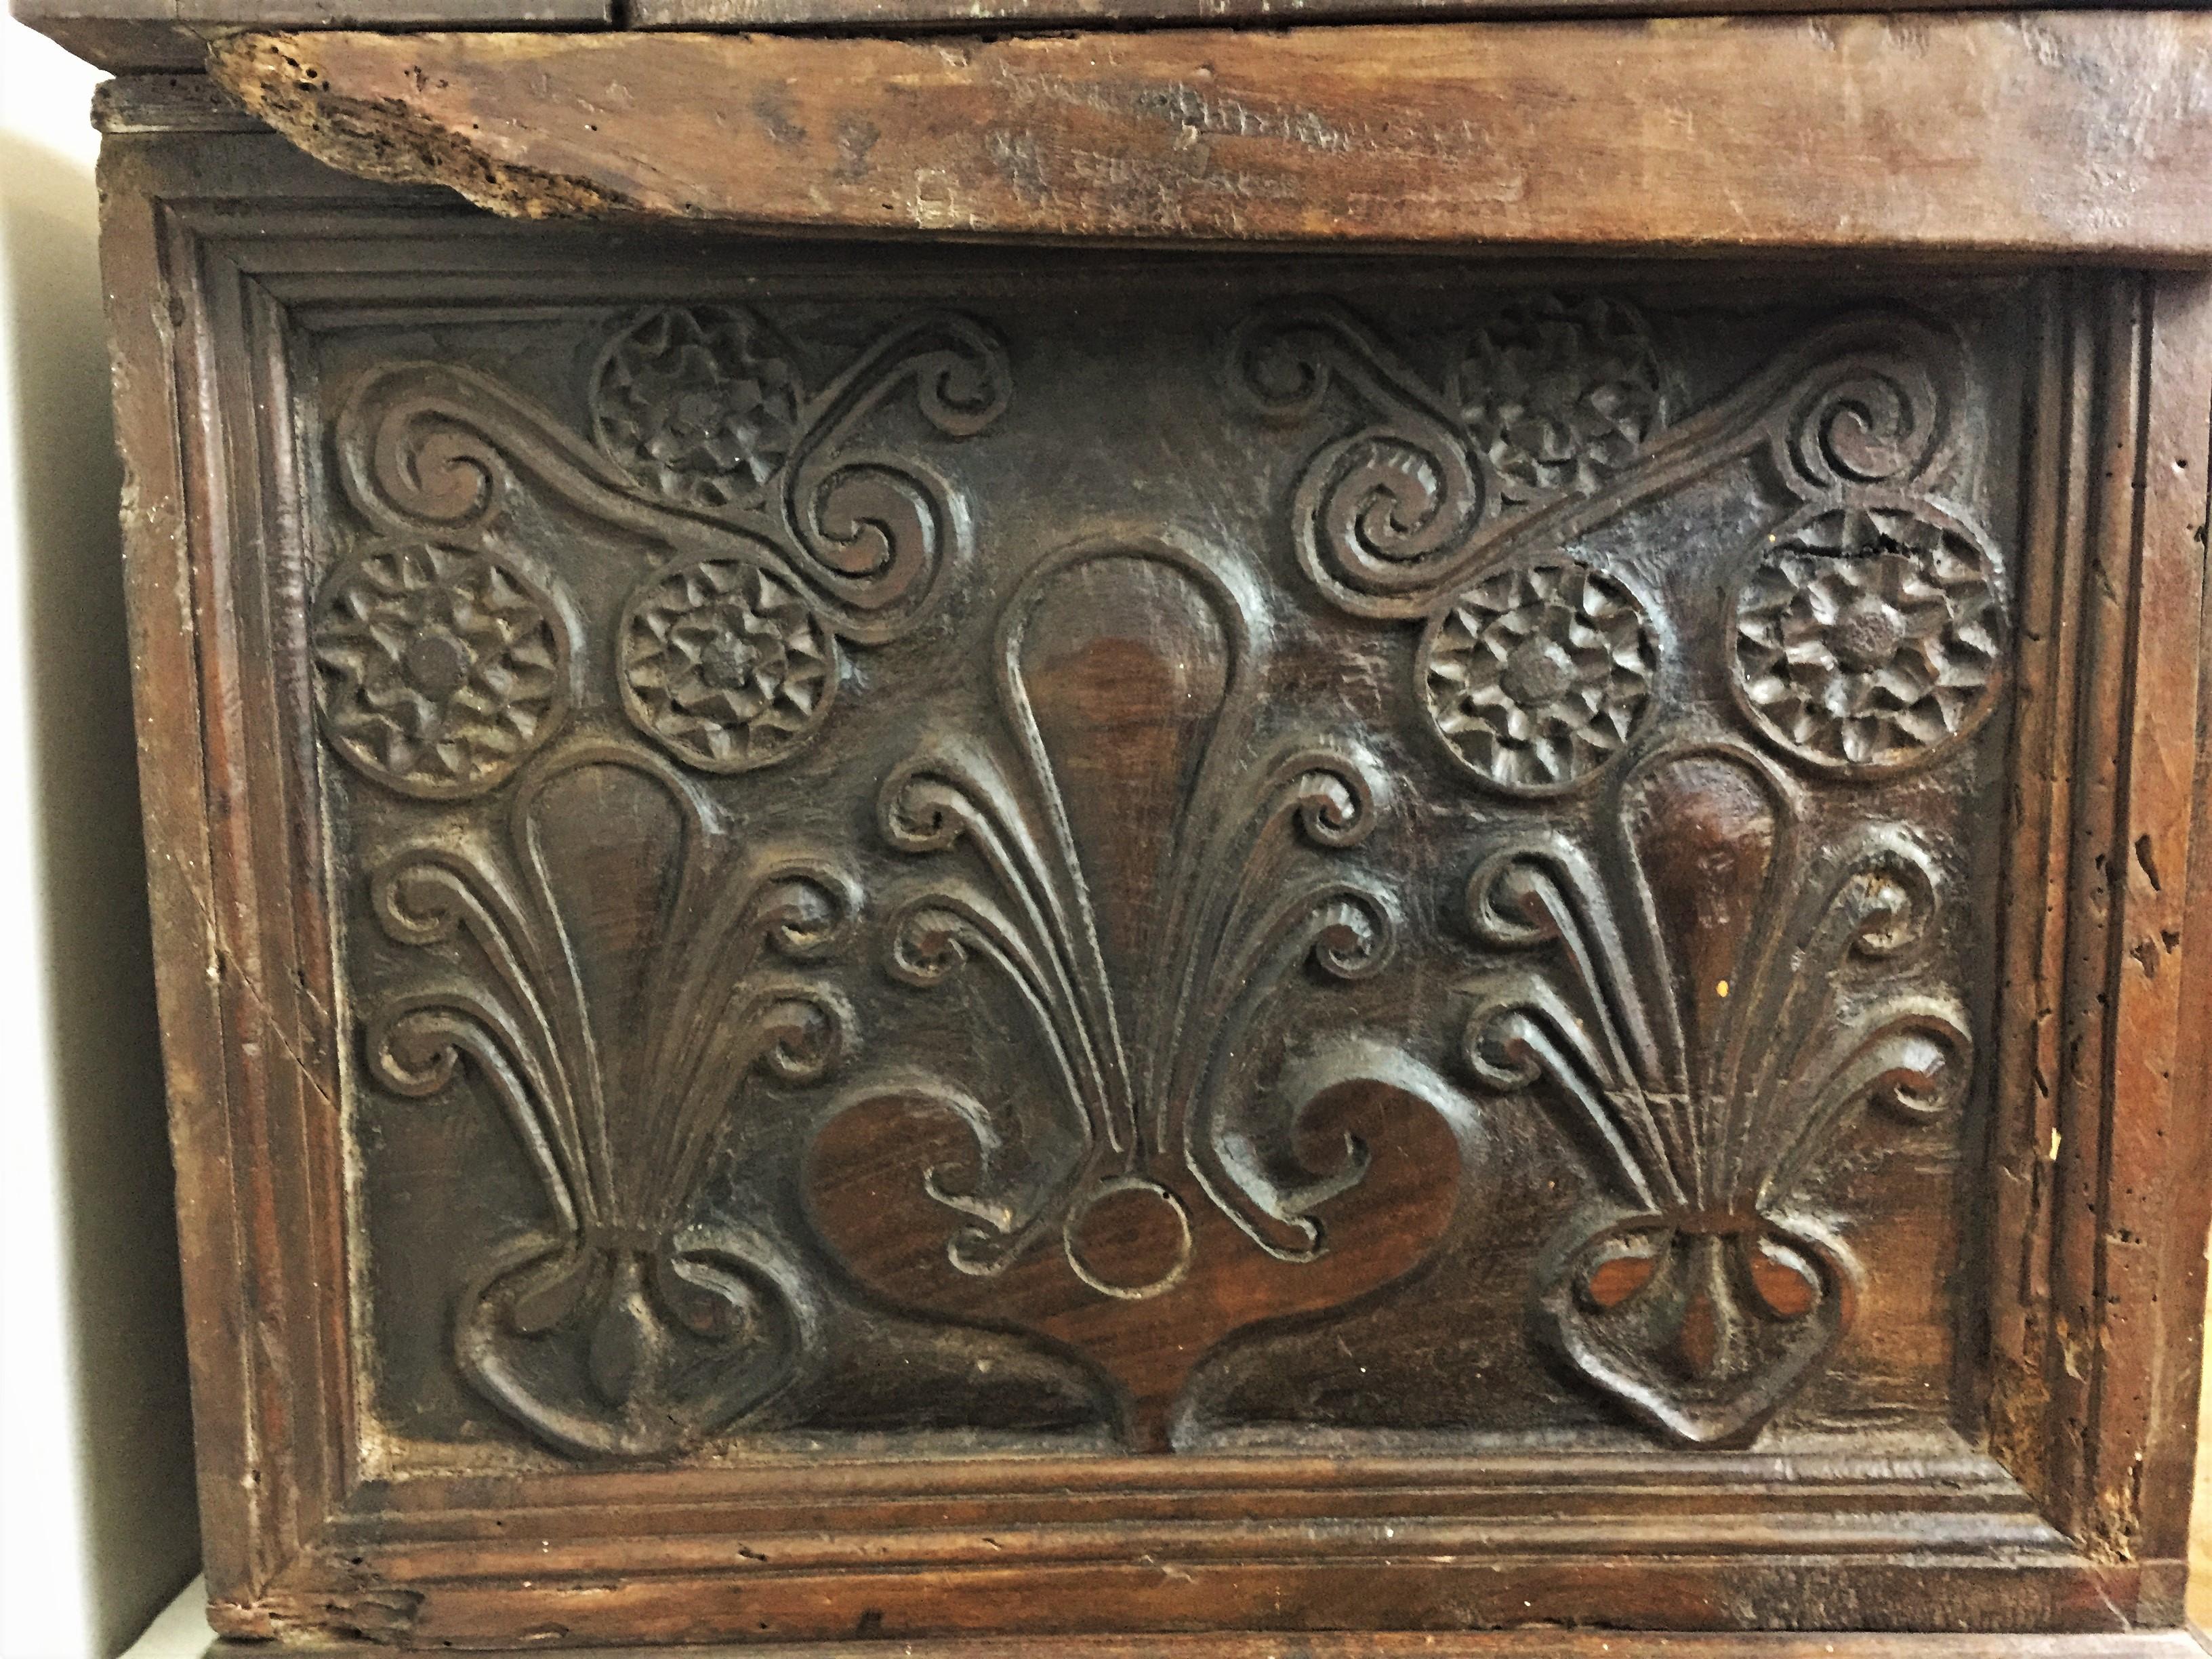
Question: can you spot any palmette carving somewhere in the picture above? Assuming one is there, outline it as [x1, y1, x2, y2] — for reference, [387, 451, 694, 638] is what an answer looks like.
[1460, 746, 1971, 1444]
[362, 741, 858, 1456]
[326, 308, 1008, 787]
[808, 539, 1467, 1450]
[317, 290, 2011, 1459]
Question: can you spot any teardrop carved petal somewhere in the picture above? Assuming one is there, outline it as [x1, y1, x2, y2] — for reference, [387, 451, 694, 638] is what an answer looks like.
[361, 741, 860, 1456]
[809, 539, 1467, 1450]
[1458, 746, 1973, 1444]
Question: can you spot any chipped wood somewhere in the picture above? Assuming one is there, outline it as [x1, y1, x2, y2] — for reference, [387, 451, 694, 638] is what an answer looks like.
[208, 18, 2212, 258]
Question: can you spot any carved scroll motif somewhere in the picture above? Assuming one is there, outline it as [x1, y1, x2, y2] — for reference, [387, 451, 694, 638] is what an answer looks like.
[315, 308, 1010, 790]
[1234, 296, 2004, 790]
[808, 539, 1467, 1450]
[364, 741, 859, 1456]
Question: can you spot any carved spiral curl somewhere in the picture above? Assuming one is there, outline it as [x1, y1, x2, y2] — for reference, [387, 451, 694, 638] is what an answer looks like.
[1227, 314, 1345, 426]
[752, 992, 847, 1086]
[1465, 845, 1573, 951]
[794, 462, 940, 583]
[779, 453, 957, 644]
[1305, 887, 1397, 981]
[1857, 1008, 1973, 1125]
[778, 316, 1009, 645]
[1296, 430, 1483, 603]
[1277, 754, 1380, 850]
[1231, 306, 1485, 616]
[745, 867, 861, 962]
[1843, 850, 1940, 960]
[887, 901, 973, 988]
[1785, 351, 1948, 492]
[370, 857, 483, 948]
[878, 762, 981, 855]
[905, 332, 1014, 438]
[365, 1004, 477, 1097]
[363, 992, 537, 1107]
[1459, 1002, 1552, 1093]
[359, 392, 518, 533]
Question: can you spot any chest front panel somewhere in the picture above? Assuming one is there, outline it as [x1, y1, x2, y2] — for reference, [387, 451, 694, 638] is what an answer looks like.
[302, 273, 2023, 1473]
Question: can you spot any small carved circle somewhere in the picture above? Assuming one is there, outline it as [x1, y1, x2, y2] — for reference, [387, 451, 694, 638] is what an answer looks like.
[312, 539, 569, 799]
[1458, 294, 1665, 504]
[619, 553, 840, 773]
[1063, 1176, 1195, 1302]
[592, 308, 805, 511]
[1732, 503, 2004, 776]
[1418, 558, 1659, 796]
[1830, 597, 1907, 673]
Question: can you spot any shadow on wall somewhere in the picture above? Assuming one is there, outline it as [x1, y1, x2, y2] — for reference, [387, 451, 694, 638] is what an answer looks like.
[1, 128, 200, 1654]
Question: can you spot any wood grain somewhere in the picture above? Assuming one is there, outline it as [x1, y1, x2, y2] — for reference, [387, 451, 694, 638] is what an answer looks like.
[634, 0, 2212, 27]
[20, 0, 2212, 73]
[208, 17, 2212, 258]
[167, 1629, 2212, 1657]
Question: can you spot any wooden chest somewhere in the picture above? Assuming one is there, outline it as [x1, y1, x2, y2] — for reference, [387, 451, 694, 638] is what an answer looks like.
[23, 3, 2212, 1650]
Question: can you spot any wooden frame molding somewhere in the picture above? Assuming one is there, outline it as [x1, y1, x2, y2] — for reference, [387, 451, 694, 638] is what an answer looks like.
[204, 16, 2212, 259]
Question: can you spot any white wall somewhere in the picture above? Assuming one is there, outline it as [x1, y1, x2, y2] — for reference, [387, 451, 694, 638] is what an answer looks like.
[0, 22, 201, 1659]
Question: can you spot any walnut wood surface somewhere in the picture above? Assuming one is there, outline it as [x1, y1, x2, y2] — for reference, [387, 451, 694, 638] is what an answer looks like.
[83, 66, 2212, 1656]
[186, 1631, 2212, 1656]
[206, 17, 2212, 258]
[20, 0, 2211, 74]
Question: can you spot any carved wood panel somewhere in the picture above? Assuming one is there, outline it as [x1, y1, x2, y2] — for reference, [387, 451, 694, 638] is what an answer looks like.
[308, 277, 2021, 1471]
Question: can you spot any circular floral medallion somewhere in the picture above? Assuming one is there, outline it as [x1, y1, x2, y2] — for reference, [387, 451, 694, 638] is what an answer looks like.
[312, 540, 571, 799]
[1458, 295, 1666, 506]
[591, 308, 805, 512]
[1731, 502, 2004, 775]
[1418, 558, 1659, 795]
[619, 552, 839, 773]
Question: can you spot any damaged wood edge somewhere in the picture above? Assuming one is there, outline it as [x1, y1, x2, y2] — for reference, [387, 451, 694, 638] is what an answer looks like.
[205, 32, 617, 220]
[194, 19, 2212, 258]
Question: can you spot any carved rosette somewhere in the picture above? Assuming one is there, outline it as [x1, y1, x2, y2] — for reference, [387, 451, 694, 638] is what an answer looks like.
[1229, 295, 1672, 621]
[618, 552, 839, 772]
[311, 538, 572, 799]
[1417, 557, 1658, 794]
[1460, 748, 1971, 1445]
[591, 306, 804, 510]
[363, 743, 857, 1457]
[1732, 501, 2004, 775]
[809, 539, 1467, 1450]
[328, 307, 1010, 787]
[1454, 293, 1666, 507]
